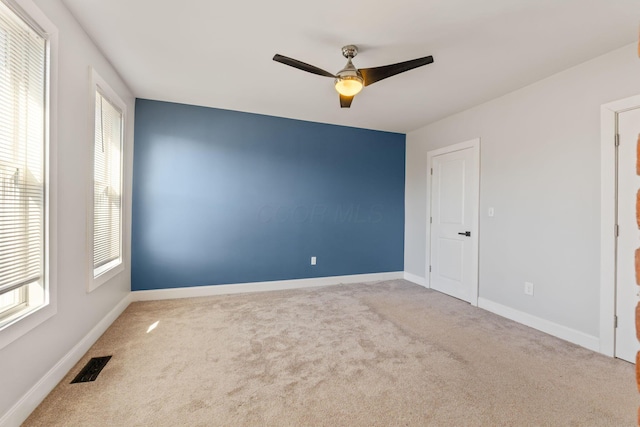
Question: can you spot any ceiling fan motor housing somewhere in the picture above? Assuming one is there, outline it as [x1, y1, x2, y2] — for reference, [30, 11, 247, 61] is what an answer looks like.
[336, 58, 362, 80]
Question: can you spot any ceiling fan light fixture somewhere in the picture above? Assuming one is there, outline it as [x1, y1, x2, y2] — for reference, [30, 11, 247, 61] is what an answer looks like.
[334, 57, 363, 97]
[334, 75, 364, 96]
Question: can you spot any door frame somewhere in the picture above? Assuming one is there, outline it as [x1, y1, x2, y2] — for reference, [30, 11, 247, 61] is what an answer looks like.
[600, 94, 640, 357]
[425, 138, 480, 306]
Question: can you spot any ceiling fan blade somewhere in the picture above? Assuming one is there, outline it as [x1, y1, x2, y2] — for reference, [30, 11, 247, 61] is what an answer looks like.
[273, 54, 336, 78]
[359, 55, 434, 87]
[339, 94, 354, 108]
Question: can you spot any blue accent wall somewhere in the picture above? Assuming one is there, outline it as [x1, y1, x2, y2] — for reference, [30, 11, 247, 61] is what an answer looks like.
[132, 99, 405, 291]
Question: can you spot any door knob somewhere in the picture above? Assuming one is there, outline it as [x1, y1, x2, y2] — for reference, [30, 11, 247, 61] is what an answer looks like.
[458, 231, 471, 237]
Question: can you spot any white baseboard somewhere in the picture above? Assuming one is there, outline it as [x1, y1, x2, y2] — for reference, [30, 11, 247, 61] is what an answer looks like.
[132, 271, 405, 302]
[0, 294, 132, 427]
[403, 272, 427, 287]
[477, 297, 600, 352]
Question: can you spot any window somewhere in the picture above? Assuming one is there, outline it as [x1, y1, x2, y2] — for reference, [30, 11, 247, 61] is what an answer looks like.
[89, 70, 125, 291]
[0, 0, 49, 330]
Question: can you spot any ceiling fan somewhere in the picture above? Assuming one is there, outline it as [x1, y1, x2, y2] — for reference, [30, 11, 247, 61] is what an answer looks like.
[273, 45, 434, 108]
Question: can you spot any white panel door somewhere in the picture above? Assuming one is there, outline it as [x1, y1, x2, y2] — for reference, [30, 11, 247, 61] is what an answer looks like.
[616, 107, 640, 363]
[430, 147, 477, 303]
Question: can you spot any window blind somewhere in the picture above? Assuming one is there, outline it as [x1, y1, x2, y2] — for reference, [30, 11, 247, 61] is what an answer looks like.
[0, 1, 46, 297]
[93, 91, 122, 272]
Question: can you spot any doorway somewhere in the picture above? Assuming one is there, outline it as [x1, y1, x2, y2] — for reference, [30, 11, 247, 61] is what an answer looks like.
[601, 94, 640, 361]
[426, 139, 480, 305]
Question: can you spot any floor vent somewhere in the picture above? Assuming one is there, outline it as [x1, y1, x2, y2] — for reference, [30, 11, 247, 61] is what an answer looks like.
[71, 356, 112, 384]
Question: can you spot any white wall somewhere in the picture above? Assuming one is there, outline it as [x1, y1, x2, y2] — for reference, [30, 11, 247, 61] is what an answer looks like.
[405, 43, 640, 339]
[0, 0, 134, 421]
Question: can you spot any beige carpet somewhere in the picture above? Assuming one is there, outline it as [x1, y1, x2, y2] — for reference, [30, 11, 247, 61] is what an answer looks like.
[24, 280, 637, 426]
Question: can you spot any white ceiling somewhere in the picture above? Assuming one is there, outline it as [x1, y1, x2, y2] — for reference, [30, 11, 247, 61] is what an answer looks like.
[61, 0, 638, 133]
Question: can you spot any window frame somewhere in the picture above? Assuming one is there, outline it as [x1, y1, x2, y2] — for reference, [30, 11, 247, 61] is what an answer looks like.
[87, 67, 126, 292]
[0, 0, 57, 351]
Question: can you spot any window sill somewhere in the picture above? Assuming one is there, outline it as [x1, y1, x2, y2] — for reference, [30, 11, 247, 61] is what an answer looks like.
[88, 259, 124, 292]
[0, 301, 56, 350]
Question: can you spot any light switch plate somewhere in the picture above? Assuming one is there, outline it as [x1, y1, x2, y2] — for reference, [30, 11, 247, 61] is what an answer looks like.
[524, 282, 534, 296]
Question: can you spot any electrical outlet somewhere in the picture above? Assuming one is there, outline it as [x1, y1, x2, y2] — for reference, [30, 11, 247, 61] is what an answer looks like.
[524, 282, 534, 296]
[311, 256, 316, 266]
